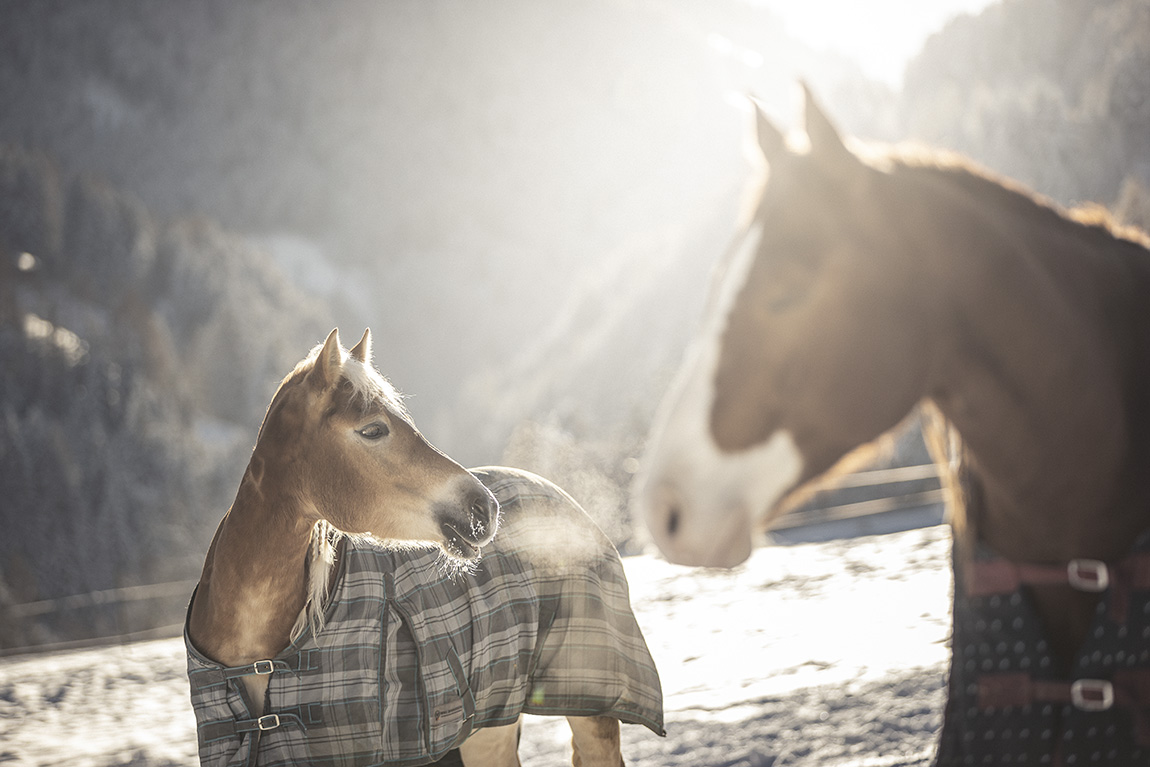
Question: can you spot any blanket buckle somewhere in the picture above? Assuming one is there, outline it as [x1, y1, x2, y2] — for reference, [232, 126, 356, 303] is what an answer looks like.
[1068, 559, 1109, 592]
[1071, 679, 1114, 712]
[257, 713, 282, 731]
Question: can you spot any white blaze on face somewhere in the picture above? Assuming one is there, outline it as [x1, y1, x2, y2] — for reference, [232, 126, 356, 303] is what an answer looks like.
[639, 222, 804, 568]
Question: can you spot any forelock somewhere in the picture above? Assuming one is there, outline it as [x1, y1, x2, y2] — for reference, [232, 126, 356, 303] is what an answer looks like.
[340, 357, 410, 419]
[288, 342, 410, 422]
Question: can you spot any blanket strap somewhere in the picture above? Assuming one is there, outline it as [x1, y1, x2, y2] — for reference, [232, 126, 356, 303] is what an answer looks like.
[199, 699, 380, 743]
[967, 552, 1150, 624]
[968, 553, 1150, 595]
[978, 670, 1150, 747]
[188, 659, 290, 694]
[199, 709, 309, 743]
[188, 649, 325, 694]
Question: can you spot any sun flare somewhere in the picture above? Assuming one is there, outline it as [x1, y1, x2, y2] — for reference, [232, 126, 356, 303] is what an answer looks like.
[751, 0, 999, 86]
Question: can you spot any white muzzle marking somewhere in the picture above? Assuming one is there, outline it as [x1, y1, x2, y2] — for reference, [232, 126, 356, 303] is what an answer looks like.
[638, 221, 804, 567]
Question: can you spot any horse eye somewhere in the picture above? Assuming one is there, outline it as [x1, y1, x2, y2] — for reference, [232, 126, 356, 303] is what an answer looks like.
[358, 423, 389, 440]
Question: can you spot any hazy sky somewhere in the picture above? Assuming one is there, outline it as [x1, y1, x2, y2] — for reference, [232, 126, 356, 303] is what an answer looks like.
[756, 0, 1000, 86]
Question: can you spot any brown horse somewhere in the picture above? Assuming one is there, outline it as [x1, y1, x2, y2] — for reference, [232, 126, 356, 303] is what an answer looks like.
[187, 329, 660, 766]
[637, 86, 1150, 765]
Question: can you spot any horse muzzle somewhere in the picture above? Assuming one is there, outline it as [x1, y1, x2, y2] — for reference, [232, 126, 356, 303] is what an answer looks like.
[438, 482, 499, 560]
[641, 480, 754, 568]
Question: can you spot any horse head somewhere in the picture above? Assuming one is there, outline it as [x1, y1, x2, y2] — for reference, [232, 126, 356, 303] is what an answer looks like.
[251, 328, 498, 560]
[638, 86, 939, 567]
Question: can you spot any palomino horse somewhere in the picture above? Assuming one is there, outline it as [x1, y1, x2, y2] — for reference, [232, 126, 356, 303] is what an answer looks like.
[187, 329, 661, 766]
[638, 86, 1150, 765]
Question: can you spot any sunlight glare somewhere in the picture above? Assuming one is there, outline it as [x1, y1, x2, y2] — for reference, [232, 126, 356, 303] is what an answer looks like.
[749, 0, 1000, 86]
[708, 32, 765, 69]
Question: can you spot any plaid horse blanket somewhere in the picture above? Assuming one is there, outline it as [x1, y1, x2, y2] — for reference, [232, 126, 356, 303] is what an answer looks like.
[186, 467, 664, 767]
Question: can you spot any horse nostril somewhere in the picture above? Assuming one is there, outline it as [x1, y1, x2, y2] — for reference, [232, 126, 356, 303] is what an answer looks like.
[466, 490, 496, 537]
[667, 506, 681, 538]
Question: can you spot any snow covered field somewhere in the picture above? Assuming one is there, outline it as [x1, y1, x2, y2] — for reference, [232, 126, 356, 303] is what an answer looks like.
[0, 524, 953, 767]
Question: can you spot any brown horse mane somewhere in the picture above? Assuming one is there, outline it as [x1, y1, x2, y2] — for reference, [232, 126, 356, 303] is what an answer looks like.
[885, 144, 1150, 255]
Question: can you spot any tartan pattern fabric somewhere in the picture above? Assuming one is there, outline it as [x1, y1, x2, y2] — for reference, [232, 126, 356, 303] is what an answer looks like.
[186, 467, 663, 766]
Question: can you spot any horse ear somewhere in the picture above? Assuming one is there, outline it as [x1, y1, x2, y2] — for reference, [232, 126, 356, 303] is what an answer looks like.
[750, 95, 785, 163]
[307, 328, 344, 391]
[349, 328, 372, 364]
[801, 81, 853, 169]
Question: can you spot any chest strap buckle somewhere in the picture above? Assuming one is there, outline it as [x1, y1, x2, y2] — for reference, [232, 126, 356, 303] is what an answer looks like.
[252, 660, 275, 675]
[1071, 679, 1114, 712]
[1068, 559, 1109, 592]
[257, 713, 282, 731]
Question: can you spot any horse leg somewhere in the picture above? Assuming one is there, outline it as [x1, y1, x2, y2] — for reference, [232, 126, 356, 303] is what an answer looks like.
[567, 716, 624, 767]
[458, 718, 522, 767]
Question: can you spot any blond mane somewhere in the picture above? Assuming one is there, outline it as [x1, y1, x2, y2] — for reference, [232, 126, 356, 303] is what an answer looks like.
[290, 519, 343, 642]
[294, 337, 410, 418]
[340, 355, 411, 420]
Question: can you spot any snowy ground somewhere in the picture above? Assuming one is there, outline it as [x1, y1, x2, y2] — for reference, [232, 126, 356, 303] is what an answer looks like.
[0, 522, 953, 767]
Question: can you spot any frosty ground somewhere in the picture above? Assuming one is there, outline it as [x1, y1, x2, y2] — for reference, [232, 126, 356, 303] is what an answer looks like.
[0, 523, 952, 767]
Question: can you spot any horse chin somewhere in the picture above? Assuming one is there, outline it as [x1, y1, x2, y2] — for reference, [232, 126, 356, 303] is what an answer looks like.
[694, 521, 753, 569]
[670, 536, 752, 569]
[653, 502, 754, 569]
[440, 522, 486, 561]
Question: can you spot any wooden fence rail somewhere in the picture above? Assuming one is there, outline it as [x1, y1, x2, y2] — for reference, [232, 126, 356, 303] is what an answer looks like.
[773, 463, 944, 530]
[8, 579, 200, 619]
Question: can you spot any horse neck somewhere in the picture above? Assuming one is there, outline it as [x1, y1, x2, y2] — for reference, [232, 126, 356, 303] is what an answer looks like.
[921, 174, 1150, 563]
[189, 461, 315, 667]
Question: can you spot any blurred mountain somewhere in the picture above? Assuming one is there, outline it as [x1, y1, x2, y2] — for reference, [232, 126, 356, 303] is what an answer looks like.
[902, 0, 1150, 207]
[0, 0, 891, 460]
[0, 146, 328, 647]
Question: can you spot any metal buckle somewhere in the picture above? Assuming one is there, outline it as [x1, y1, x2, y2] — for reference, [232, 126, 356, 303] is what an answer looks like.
[257, 714, 281, 731]
[1071, 679, 1114, 712]
[1067, 559, 1109, 592]
[252, 659, 275, 675]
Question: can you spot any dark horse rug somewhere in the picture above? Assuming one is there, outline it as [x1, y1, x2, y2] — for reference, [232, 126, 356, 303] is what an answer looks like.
[936, 532, 1150, 765]
[185, 468, 664, 767]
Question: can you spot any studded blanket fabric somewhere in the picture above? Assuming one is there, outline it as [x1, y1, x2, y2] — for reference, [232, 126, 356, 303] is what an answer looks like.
[185, 467, 664, 767]
[935, 531, 1150, 766]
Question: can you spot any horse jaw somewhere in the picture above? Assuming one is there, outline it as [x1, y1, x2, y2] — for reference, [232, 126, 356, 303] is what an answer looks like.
[640, 296, 804, 564]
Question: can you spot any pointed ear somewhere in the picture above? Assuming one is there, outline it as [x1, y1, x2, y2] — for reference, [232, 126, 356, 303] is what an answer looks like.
[749, 95, 785, 163]
[306, 328, 344, 391]
[801, 81, 854, 169]
[349, 328, 372, 364]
